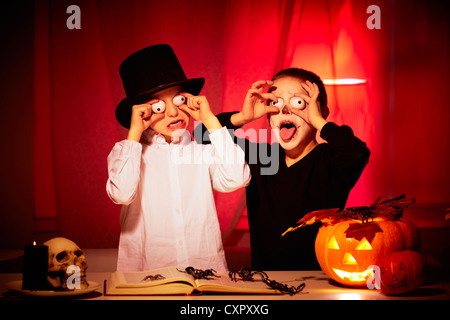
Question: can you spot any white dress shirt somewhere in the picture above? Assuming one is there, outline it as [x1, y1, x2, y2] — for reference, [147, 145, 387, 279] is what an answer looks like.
[106, 127, 250, 272]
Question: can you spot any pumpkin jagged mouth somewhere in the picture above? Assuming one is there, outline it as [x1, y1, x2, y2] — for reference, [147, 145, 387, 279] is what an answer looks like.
[388, 277, 408, 289]
[332, 268, 373, 282]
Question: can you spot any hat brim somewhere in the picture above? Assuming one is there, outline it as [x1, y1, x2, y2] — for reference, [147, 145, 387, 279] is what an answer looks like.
[115, 78, 205, 129]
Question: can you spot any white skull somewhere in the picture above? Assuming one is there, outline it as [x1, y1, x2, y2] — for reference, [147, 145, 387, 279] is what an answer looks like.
[44, 237, 88, 290]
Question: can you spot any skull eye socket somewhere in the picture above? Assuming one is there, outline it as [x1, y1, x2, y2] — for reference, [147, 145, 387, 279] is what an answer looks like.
[56, 251, 68, 262]
[74, 249, 84, 257]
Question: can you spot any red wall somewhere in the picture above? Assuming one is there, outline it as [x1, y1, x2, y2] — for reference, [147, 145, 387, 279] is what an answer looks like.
[1, 0, 448, 249]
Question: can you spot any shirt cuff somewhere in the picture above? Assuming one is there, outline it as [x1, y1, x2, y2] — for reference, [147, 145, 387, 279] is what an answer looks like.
[209, 126, 245, 162]
[208, 126, 229, 142]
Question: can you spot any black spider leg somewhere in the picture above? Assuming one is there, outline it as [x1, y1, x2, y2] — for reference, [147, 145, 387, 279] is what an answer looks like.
[141, 274, 165, 281]
[203, 269, 221, 279]
[177, 266, 196, 278]
[177, 267, 221, 280]
[262, 277, 306, 296]
[141, 275, 152, 281]
[253, 270, 269, 282]
[228, 268, 305, 295]
[229, 268, 251, 282]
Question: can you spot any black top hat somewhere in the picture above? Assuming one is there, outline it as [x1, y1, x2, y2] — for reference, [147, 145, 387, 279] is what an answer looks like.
[115, 44, 205, 128]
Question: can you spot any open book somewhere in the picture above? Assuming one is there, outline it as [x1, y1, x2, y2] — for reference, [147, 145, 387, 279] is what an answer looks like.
[105, 266, 282, 295]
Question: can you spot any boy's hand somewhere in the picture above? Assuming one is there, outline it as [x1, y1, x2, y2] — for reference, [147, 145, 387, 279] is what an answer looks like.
[179, 93, 222, 131]
[127, 99, 158, 141]
[290, 80, 327, 132]
[231, 80, 279, 126]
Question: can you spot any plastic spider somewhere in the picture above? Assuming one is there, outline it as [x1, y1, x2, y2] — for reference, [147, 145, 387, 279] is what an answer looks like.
[228, 267, 306, 296]
[228, 267, 268, 282]
[339, 206, 374, 223]
[177, 266, 221, 280]
[141, 274, 165, 281]
[262, 278, 306, 296]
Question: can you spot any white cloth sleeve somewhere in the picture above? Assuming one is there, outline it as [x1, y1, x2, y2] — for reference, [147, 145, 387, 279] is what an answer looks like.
[208, 126, 251, 192]
[106, 140, 142, 205]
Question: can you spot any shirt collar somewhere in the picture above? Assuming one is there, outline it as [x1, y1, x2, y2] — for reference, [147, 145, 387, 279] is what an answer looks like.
[150, 129, 192, 147]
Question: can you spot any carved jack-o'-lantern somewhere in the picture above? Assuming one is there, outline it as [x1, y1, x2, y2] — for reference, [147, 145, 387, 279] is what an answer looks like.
[314, 217, 421, 287]
[282, 195, 420, 287]
[377, 250, 428, 295]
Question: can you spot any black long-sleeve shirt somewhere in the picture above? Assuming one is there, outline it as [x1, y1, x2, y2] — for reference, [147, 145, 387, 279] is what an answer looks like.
[195, 112, 371, 270]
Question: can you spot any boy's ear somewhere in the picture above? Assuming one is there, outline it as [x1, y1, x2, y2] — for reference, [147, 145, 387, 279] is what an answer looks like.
[321, 105, 330, 119]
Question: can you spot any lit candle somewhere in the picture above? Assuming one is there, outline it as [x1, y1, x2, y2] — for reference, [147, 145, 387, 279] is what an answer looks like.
[22, 241, 49, 290]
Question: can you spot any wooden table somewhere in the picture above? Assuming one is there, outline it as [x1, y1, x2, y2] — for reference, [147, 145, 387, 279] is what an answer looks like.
[2, 270, 448, 318]
[1, 270, 449, 300]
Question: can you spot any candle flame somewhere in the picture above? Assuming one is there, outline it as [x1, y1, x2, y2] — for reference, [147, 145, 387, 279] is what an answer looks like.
[33, 241, 37, 246]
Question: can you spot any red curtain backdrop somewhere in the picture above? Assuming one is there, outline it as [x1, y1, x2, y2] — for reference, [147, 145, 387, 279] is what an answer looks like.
[32, 0, 450, 248]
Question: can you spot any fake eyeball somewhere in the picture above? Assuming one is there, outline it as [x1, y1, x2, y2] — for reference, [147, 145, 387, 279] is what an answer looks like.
[173, 95, 186, 106]
[151, 100, 166, 113]
[290, 96, 306, 110]
[270, 98, 284, 109]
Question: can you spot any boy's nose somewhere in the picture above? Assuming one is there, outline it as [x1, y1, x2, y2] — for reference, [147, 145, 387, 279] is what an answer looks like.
[165, 101, 179, 117]
[281, 104, 291, 115]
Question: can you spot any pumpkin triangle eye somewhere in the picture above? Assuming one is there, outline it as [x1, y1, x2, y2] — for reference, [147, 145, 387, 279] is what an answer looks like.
[327, 236, 340, 249]
[399, 262, 405, 270]
[355, 237, 373, 250]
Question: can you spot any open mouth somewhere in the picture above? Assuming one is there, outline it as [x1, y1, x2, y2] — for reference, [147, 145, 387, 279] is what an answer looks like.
[279, 121, 298, 141]
[332, 268, 373, 282]
[167, 119, 185, 130]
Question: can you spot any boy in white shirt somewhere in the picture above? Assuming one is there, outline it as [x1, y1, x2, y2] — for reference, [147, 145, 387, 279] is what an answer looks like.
[106, 44, 250, 272]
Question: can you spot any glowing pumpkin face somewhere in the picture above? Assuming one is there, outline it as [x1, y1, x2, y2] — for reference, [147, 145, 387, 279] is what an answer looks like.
[315, 218, 421, 287]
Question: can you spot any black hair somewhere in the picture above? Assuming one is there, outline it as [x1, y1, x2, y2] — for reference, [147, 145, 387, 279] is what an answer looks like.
[271, 68, 329, 118]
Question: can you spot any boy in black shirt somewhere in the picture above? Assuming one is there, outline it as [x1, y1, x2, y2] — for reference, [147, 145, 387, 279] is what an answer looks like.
[196, 68, 370, 270]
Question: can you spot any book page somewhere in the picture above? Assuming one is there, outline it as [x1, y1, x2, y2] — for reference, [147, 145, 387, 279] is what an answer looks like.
[116, 266, 195, 288]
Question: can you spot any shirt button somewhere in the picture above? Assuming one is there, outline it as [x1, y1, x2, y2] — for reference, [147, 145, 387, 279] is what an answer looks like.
[178, 240, 183, 246]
